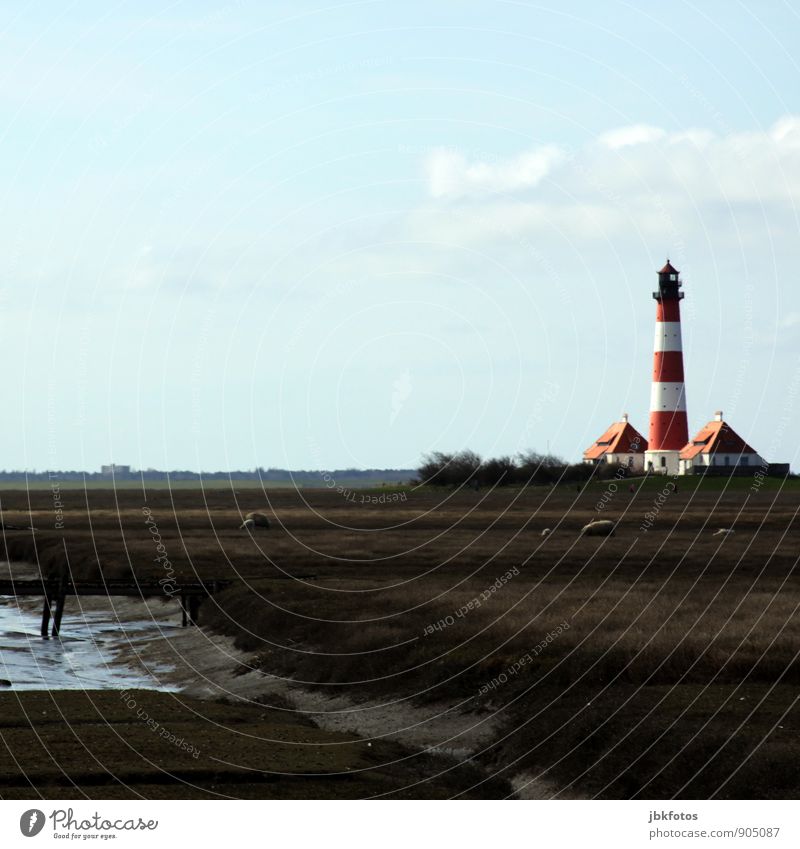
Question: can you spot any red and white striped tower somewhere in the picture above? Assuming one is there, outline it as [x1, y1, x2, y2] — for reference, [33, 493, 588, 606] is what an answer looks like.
[645, 260, 689, 475]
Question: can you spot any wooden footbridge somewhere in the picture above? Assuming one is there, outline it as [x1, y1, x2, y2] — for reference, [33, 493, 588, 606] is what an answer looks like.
[0, 576, 231, 638]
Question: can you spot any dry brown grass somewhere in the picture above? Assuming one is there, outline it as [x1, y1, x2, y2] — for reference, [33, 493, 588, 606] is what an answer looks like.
[1, 482, 799, 797]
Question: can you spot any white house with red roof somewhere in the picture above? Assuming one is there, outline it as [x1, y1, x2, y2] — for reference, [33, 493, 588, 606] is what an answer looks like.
[583, 414, 649, 472]
[678, 411, 764, 474]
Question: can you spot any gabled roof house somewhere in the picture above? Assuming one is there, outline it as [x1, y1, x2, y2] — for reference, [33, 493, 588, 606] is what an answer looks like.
[679, 411, 764, 474]
[584, 414, 648, 472]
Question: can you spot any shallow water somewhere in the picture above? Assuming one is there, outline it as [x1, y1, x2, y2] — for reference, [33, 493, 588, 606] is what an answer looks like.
[0, 596, 181, 691]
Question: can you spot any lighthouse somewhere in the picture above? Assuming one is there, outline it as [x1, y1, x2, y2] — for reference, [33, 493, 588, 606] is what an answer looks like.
[645, 260, 689, 475]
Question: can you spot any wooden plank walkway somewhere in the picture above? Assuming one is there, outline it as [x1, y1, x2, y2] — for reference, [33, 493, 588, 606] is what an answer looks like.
[0, 577, 231, 637]
[0, 578, 227, 597]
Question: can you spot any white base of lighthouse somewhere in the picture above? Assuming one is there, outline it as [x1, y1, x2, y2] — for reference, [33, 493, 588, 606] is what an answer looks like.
[645, 450, 682, 476]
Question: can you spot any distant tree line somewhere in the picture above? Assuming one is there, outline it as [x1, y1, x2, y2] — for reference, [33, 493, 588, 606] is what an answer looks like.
[416, 450, 624, 488]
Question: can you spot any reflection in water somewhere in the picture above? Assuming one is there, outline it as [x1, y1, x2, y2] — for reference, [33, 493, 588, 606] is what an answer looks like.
[0, 598, 180, 690]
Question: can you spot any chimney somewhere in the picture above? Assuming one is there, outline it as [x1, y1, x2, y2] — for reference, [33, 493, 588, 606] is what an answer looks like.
[714, 410, 723, 422]
[621, 412, 629, 423]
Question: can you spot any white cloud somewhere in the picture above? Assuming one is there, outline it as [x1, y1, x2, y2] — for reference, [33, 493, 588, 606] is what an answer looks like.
[597, 124, 666, 149]
[426, 145, 565, 199]
[770, 116, 800, 146]
[418, 116, 800, 240]
[667, 129, 715, 148]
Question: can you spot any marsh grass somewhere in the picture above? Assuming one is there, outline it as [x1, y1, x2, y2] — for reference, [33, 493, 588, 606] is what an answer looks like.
[1, 484, 798, 797]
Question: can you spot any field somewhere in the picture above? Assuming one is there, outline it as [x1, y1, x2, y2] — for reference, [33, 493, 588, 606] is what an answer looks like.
[1, 476, 798, 799]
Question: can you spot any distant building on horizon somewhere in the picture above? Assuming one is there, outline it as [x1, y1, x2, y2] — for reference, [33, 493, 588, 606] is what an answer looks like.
[100, 464, 132, 477]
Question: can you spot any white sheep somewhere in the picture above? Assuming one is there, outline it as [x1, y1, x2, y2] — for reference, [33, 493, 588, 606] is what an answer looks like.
[581, 519, 616, 537]
[239, 511, 271, 531]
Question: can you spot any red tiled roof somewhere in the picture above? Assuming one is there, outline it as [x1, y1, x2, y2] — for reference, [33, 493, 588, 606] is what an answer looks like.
[659, 260, 679, 275]
[680, 419, 759, 460]
[584, 420, 648, 460]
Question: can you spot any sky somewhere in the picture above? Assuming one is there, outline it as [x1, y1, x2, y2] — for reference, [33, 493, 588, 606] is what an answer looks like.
[1, 0, 799, 472]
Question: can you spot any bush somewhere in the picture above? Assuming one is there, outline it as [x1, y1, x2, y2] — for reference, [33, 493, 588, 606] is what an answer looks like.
[417, 450, 482, 487]
[417, 449, 604, 488]
[481, 456, 516, 486]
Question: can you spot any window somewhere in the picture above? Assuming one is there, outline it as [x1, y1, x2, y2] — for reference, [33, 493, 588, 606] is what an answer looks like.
[725, 456, 730, 466]
[660, 456, 666, 468]
[741, 456, 749, 466]
[670, 274, 677, 281]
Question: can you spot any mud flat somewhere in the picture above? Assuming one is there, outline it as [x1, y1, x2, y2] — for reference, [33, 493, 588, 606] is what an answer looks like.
[0, 688, 513, 799]
[112, 620, 564, 798]
[0, 595, 511, 799]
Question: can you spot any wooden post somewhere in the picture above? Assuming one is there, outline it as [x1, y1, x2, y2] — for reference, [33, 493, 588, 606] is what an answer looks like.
[51, 590, 67, 637]
[40, 595, 52, 638]
[188, 595, 200, 626]
[51, 568, 68, 637]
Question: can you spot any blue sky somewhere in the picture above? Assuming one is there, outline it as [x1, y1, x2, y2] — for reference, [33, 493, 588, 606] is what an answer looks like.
[1, 0, 799, 471]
